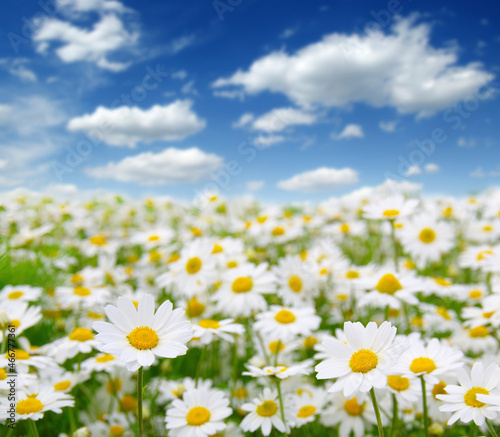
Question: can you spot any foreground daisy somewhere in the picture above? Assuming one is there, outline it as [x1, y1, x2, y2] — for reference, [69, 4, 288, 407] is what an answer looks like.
[315, 321, 398, 397]
[437, 362, 500, 426]
[165, 387, 232, 437]
[240, 387, 289, 436]
[93, 294, 193, 371]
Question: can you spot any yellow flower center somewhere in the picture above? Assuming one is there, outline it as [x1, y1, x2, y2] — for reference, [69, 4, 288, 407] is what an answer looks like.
[256, 400, 278, 417]
[232, 277, 253, 293]
[477, 250, 493, 261]
[483, 225, 493, 232]
[419, 228, 436, 243]
[340, 223, 350, 233]
[212, 244, 224, 254]
[9, 319, 20, 329]
[388, 375, 410, 391]
[6, 349, 30, 360]
[483, 311, 495, 319]
[410, 357, 436, 374]
[443, 206, 453, 217]
[288, 275, 303, 293]
[199, 319, 220, 329]
[90, 235, 107, 246]
[234, 387, 248, 399]
[436, 307, 451, 320]
[344, 398, 365, 416]
[274, 310, 296, 324]
[69, 328, 94, 342]
[272, 226, 285, 236]
[470, 289, 483, 299]
[269, 340, 285, 354]
[191, 227, 203, 237]
[88, 311, 104, 319]
[96, 354, 115, 363]
[54, 381, 71, 391]
[404, 259, 416, 269]
[257, 216, 268, 224]
[107, 378, 122, 394]
[376, 273, 402, 295]
[74, 286, 91, 296]
[186, 297, 206, 318]
[128, 326, 159, 350]
[346, 270, 359, 279]
[303, 336, 318, 349]
[432, 381, 447, 399]
[149, 250, 162, 263]
[0, 369, 7, 380]
[109, 425, 125, 437]
[186, 257, 202, 274]
[16, 396, 43, 415]
[435, 277, 452, 286]
[71, 273, 84, 284]
[186, 406, 211, 426]
[148, 235, 160, 242]
[227, 260, 238, 268]
[349, 349, 378, 373]
[383, 209, 400, 218]
[411, 316, 424, 327]
[7, 291, 24, 299]
[168, 253, 181, 263]
[121, 394, 137, 412]
[297, 405, 316, 418]
[464, 387, 489, 408]
[469, 326, 489, 338]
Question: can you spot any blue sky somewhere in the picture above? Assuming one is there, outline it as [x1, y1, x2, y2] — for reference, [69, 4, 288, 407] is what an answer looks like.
[0, 0, 499, 202]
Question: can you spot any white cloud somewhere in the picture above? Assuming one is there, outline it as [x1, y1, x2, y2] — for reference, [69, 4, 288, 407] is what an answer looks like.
[277, 167, 359, 192]
[213, 17, 494, 117]
[458, 136, 476, 148]
[232, 113, 254, 128]
[165, 34, 196, 55]
[67, 100, 206, 147]
[57, 0, 130, 15]
[213, 90, 245, 101]
[470, 166, 500, 178]
[181, 80, 199, 96]
[0, 104, 12, 124]
[85, 147, 224, 185]
[0, 159, 7, 170]
[333, 124, 364, 140]
[253, 135, 285, 147]
[34, 15, 139, 71]
[246, 180, 265, 191]
[424, 163, 440, 173]
[252, 107, 316, 132]
[405, 165, 422, 176]
[279, 27, 298, 39]
[379, 120, 398, 132]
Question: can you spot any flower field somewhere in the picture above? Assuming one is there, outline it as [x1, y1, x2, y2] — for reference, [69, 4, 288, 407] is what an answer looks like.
[1, 188, 500, 437]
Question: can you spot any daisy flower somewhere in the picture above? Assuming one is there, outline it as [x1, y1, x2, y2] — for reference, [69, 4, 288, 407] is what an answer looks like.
[0, 284, 42, 303]
[192, 318, 245, 344]
[93, 294, 193, 371]
[394, 337, 463, 385]
[165, 387, 232, 437]
[254, 306, 321, 340]
[243, 360, 314, 380]
[438, 362, 500, 426]
[287, 387, 327, 427]
[315, 321, 398, 397]
[363, 194, 419, 221]
[240, 387, 290, 436]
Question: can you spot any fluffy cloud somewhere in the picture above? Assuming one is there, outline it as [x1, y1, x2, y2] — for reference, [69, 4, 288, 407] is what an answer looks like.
[404, 165, 422, 176]
[34, 14, 139, 71]
[67, 100, 206, 147]
[332, 124, 364, 140]
[246, 180, 265, 191]
[253, 135, 285, 147]
[86, 147, 224, 185]
[379, 121, 398, 132]
[470, 166, 500, 178]
[213, 17, 494, 117]
[232, 113, 254, 128]
[277, 167, 359, 192]
[424, 163, 440, 173]
[458, 136, 476, 148]
[251, 107, 316, 132]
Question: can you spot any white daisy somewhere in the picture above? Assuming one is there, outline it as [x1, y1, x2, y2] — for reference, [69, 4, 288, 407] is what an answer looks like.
[315, 321, 398, 397]
[93, 294, 193, 371]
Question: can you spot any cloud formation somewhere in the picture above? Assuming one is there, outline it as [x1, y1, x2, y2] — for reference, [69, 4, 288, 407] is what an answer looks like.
[277, 167, 359, 192]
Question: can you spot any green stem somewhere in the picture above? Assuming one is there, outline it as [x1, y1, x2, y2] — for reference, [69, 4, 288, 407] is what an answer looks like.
[370, 388, 384, 437]
[420, 376, 428, 437]
[487, 419, 499, 437]
[389, 220, 399, 272]
[138, 366, 144, 437]
[486, 273, 493, 295]
[29, 420, 40, 437]
[275, 379, 289, 437]
[195, 345, 207, 387]
[390, 393, 398, 437]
